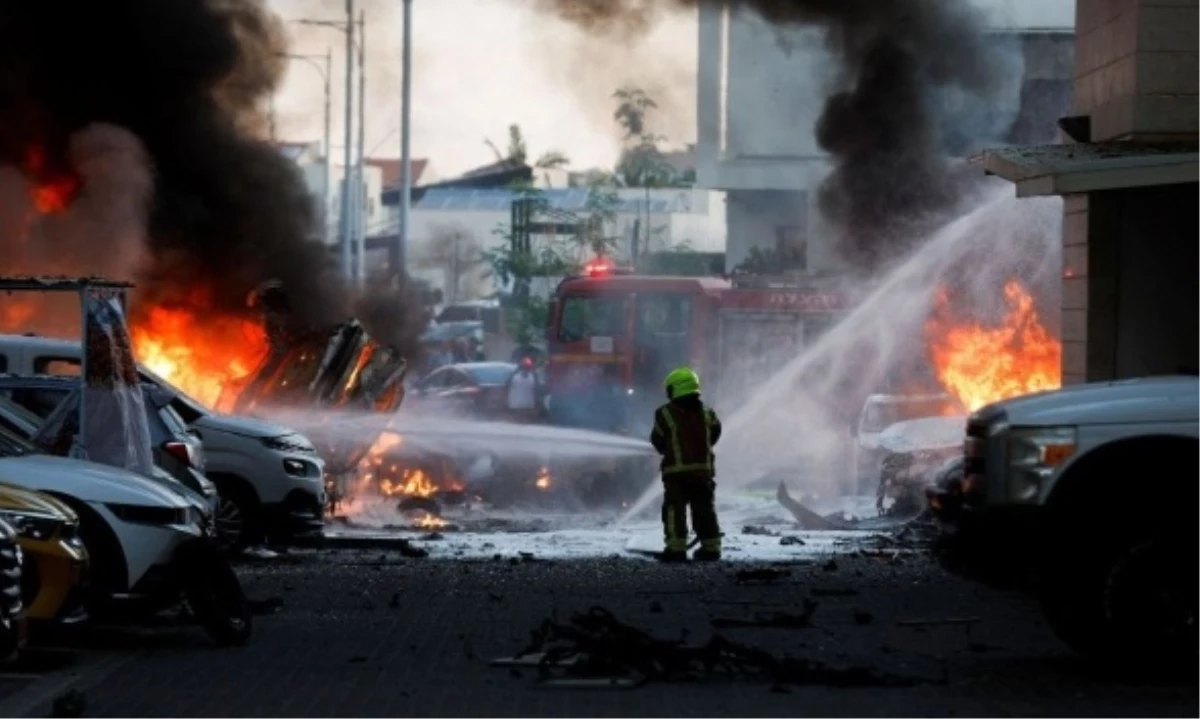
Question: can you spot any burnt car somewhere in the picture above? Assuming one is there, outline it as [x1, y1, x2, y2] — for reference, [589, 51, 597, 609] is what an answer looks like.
[409, 362, 518, 420]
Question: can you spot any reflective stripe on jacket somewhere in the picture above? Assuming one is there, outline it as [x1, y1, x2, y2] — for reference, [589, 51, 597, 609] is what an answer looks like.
[649, 399, 721, 477]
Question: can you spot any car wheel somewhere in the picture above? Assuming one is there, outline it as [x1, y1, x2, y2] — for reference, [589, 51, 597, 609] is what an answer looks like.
[214, 485, 261, 554]
[1041, 525, 1197, 667]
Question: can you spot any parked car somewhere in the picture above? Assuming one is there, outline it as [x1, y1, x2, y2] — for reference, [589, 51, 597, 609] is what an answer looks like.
[0, 392, 217, 525]
[927, 375, 1198, 666]
[0, 375, 216, 512]
[0, 518, 24, 660]
[0, 482, 88, 626]
[0, 426, 250, 644]
[409, 362, 518, 419]
[0, 335, 325, 550]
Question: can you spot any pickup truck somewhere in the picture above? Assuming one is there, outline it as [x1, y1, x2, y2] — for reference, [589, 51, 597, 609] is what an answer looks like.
[928, 375, 1197, 664]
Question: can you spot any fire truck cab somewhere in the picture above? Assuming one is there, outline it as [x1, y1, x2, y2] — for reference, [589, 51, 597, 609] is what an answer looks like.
[545, 264, 856, 436]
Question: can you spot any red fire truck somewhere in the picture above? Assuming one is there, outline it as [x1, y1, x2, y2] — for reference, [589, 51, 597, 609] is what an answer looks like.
[544, 261, 860, 435]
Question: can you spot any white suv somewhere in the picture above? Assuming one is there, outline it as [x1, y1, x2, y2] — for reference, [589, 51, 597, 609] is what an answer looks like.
[0, 335, 326, 550]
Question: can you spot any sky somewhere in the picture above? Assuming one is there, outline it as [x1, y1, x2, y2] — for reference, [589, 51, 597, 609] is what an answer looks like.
[268, 0, 1076, 179]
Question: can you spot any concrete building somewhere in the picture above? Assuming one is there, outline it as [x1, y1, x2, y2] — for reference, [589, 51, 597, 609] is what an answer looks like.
[982, 0, 1198, 384]
[694, 1, 1076, 272]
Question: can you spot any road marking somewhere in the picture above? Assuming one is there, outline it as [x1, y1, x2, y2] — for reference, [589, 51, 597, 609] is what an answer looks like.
[0, 650, 144, 718]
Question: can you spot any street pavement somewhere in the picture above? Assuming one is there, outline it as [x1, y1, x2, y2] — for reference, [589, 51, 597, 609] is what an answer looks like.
[0, 545, 1195, 718]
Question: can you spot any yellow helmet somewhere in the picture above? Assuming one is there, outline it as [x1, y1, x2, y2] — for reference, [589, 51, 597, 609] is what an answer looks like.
[664, 366, 701, 399]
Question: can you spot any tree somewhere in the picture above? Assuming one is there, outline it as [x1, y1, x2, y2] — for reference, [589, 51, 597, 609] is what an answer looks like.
[613, 86, 658, 139]
[485, 124, 570, 171]
[417, 224, 488, 304]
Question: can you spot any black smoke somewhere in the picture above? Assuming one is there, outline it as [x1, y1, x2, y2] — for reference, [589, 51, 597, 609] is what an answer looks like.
[0, 0, 347, 330]
[537, 0, 1008, 268]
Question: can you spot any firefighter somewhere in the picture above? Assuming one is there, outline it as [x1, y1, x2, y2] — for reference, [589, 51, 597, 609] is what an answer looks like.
[649, 366, 722, 562]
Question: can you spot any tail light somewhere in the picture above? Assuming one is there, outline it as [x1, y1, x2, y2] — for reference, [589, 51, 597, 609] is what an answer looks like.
[162, 440, 204, 471]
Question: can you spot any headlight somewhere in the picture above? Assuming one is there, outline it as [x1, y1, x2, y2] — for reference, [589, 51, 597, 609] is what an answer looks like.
[0, 509, 64, 541]
[1007, 426, 1077, 502]
[282, 458, 317, 478]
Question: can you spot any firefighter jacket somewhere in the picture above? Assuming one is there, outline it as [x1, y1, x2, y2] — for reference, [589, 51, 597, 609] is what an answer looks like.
[649, 395, 722, 478]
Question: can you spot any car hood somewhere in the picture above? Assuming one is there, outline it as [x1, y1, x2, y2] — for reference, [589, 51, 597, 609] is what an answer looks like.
[878, 416, 968, 454]
[985, 375, 1199, 426]
[0, 455, 192, 509]
[194, 412, 300, 440]
[0, 481, 76, 521]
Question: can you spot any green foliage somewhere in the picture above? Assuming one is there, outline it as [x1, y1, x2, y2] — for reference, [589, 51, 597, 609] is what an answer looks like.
[733, 246, 807, 274]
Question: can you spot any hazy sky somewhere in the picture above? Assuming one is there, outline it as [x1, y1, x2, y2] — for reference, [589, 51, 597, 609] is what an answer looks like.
[269, 0, 1076, 178]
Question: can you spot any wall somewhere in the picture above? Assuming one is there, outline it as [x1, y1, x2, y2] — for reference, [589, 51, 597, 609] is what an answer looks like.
[1074, 0, 1198, 141]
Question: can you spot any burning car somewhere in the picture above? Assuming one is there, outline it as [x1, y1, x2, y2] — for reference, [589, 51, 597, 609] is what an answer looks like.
[874, 414, 967, 517]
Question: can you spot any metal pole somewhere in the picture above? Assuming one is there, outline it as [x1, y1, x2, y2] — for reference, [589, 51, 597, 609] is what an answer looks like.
[356, 10, 367, 287]
[322, 47, 333, 248]
[397, 0, 413, 284]
[339, 0, 356, 283]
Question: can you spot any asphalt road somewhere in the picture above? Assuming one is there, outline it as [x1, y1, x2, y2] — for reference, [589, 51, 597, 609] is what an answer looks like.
[0, 547, 1195, 718]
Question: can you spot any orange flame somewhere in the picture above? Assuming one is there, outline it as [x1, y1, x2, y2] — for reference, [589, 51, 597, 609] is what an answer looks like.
[24, 146, 80, 214]
[534, 466, 552, 490]
[130, 304, 268, 408]
[925, 279, 1061, 412]
[414, 511, 447, 530]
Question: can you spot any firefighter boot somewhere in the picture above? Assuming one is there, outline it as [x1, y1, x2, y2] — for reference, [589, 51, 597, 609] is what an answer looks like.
[657, 549, 688, 563]
[693, 536, 722, 562]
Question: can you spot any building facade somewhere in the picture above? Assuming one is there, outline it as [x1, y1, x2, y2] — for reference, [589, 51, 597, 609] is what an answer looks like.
[694, 0, 1075, 273]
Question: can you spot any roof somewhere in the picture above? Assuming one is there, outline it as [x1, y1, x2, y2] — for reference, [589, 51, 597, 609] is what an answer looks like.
[366, 157, 429, 189]
[0, 276, 134, 291]
[380, 161, 532, 205]
[977, 142, 1199, 197]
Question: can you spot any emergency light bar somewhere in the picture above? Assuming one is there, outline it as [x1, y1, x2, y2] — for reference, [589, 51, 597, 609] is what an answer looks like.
[583, 259, 633, 278]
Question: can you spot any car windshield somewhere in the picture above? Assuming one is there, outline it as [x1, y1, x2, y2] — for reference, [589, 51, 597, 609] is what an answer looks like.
[464, 364, 517, 385]
[558, 295, 626, 342]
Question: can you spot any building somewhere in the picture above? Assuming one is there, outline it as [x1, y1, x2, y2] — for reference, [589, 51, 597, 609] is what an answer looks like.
[694, 1, 1075, 273]
[981, 0, 1198, 384]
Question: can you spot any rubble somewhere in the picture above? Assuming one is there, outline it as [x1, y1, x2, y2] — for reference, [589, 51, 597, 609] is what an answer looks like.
[496, 607, 933, 689]
[711, 599, 819, 629]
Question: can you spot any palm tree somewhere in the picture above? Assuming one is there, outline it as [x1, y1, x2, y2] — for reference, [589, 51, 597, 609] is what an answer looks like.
[612, 86, 658, 139]
[484, 124, 570, 170]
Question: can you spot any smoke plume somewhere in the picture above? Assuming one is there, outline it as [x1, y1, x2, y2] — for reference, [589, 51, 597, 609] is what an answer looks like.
[536, 0, 1009, 267]
[0, 0, 347, 331]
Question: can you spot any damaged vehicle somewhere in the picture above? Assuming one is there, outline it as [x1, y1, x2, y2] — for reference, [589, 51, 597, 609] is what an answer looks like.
[875, 415, 967, 518]
[0, 334, 327, 551]
[852, 392, 960, 493]
[927, 375, 1198, 665]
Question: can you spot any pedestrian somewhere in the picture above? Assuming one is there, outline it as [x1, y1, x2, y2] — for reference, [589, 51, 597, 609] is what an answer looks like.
[506, 357, 540, 423]
[649, 366, 722, 562]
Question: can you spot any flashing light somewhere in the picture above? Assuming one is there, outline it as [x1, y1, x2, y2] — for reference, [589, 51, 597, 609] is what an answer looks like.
[584, 259, 613, 277]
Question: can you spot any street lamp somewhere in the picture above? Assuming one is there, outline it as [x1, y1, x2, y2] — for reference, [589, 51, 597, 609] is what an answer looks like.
[280, 49, 333, 248]
[297, 6, 364, 286]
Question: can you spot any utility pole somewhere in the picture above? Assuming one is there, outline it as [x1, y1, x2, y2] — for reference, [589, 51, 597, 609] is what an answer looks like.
[339, 0, 356, 284]
[355, 8, 367, 287]
[396, 0, 414, 285]
[322, 46, 333, 248]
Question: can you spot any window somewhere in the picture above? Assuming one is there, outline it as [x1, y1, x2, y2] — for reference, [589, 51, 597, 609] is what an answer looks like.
[635, 294, 692, 340]
[2, 387, 70, 419]
[34, 357, 81, 376]
[558, 296, 626, 343]
[775, 226, 808, 271]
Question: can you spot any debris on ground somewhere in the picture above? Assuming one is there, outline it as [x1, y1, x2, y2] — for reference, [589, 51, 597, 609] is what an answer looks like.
[711, 598, 819, 629]
[775, 483, 845, 530]
[733, 568, 790, 585]
[741, 525, 780, 537]
[853, 610, 875, 626]
[247, 596, 285, 615]
[496, 607, 932, 689]
[822, 559, 839, 572]
[779, 535, 805, 546]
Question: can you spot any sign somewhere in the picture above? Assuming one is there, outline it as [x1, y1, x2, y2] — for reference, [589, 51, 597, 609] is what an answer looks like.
[721, 289, 854, 313]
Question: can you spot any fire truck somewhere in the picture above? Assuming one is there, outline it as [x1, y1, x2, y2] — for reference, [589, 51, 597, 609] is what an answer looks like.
[544, 260, 860, 436]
